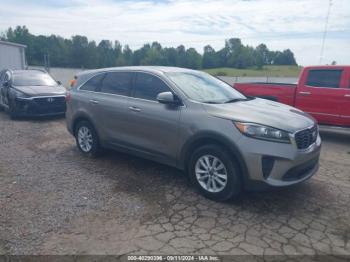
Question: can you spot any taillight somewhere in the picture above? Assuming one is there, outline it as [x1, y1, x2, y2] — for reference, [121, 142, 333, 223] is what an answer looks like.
[65, 92, 71, 102]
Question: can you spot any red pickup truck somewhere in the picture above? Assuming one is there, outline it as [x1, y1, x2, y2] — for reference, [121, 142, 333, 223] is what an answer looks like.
[234, 66, 350, 127]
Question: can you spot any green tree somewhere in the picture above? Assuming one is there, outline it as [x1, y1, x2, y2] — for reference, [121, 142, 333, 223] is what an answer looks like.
[226, 38, 243, 68]
[202, 45, 218, 69]
[1, 26, 298, 69]
[162, 47, 178, 66]
[71, 35, 89, 68]
[185, 48, 202, 69]
[123, 45, 133, 65]
[86, 41, 98, 68]
[97, 40, 114, 67]
[273, 49, 297, 65]
[255, 43, 269, 69]
[141, 42, 162, 65]
[176, 45, 186, 67]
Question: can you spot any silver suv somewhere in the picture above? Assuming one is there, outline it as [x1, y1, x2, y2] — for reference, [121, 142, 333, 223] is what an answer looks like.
[66, 66, 321, 201]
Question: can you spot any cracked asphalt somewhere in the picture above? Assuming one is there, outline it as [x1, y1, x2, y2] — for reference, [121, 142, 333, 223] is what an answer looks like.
[0, 111, 350, 257]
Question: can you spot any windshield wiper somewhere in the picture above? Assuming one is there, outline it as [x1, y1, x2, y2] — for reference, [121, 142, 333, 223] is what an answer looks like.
[202, 98, 250, 104]
[202, 100, 222, 104]
[224, 98, 248, 103]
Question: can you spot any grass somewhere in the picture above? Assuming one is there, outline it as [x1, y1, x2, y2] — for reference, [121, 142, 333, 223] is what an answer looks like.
[204, 65, 303, 77]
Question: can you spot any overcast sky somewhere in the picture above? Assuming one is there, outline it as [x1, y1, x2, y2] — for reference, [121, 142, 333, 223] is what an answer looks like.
[1, 0, 349, 65]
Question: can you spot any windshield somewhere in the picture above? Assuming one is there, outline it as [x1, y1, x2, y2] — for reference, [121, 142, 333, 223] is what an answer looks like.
[13, 72, 57, 86]
[165, 71, 246, 103]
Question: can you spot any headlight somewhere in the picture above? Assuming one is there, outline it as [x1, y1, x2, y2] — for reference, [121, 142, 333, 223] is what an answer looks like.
[234, 122, 291, 143]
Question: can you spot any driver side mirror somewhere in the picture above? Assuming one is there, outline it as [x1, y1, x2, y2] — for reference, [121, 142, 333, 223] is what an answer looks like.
[57, 80, 62, 85]
[157, 92, 182, 106]
[3, 81, 9, 88]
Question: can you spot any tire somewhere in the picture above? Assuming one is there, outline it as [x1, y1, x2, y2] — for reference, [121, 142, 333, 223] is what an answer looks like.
[188, 144, 242, 201]
[0, 96, 4, 111]
[6, 101, 18, 120]
[74, 120, 101, 158]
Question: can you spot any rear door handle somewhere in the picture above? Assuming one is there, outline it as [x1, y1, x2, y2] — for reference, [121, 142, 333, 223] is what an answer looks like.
[89, 99, 99, 105]
[299, 91, 311, 96]
[129, 106, 141, 112]
[345, 94, 350, 98]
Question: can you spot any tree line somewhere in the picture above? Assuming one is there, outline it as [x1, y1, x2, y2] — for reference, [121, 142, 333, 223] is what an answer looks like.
[1, 26, 297, 69]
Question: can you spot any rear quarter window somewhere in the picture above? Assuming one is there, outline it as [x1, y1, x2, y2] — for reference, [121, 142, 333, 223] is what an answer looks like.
[306, 69, 342, 88]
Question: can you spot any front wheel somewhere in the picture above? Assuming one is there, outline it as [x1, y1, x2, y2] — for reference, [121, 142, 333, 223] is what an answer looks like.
[6, 101, 18, 119]
[188, 144, 242, 201]
[74, 121, 101, 157]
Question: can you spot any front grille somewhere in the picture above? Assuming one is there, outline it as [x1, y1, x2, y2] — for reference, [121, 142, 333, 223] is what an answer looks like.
[31, 96, 66, 114]
[33, 96, 65, 107]
[294, 125, 318, 150]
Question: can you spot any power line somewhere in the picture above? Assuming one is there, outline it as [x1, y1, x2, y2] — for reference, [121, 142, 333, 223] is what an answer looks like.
[319, 0, 333, 64]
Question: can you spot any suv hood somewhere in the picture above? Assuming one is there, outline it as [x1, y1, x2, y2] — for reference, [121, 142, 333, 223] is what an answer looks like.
[13, 85, 66, 97]
[203, 98, 315, 133]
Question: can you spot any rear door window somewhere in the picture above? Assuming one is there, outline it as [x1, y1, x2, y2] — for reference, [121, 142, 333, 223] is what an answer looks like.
[306, 70, 342, 88]
[133, 72, 170, 101]
[101, 72, 133, 96]
[80, 74, 105, 91]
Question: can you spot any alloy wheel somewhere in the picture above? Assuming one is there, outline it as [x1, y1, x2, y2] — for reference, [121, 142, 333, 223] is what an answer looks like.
[195, 154, 228, 193]
[77, 126, 93, 152]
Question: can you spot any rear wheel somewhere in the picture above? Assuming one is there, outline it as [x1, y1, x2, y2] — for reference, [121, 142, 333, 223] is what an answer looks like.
[188, 144, 242, 201]
[74, 121, 101, 157]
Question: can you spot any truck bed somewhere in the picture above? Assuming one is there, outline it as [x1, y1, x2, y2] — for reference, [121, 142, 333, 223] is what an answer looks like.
[233, 82, 297, 106]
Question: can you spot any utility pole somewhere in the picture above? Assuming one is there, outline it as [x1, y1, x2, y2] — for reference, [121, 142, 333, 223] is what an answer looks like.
[319, 0, 333, 64]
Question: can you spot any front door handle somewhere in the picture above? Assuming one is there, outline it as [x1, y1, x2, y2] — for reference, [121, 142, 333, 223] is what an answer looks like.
[345, 94, 350, 98]
[129, 106, 141, 112]
[299, 91, 311, 96]
[89, 99, 99, 105]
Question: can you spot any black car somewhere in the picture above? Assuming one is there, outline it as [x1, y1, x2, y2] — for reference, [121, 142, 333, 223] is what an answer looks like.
[0, 69, 66, 118]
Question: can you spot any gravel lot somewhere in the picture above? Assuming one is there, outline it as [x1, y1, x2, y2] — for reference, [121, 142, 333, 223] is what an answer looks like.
[0, 111, 350, 257]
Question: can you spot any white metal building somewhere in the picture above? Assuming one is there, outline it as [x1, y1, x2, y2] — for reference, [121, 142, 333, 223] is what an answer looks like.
[0, 40, 26, 70]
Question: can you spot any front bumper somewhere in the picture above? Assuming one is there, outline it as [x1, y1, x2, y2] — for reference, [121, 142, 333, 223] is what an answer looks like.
[13, 96, 66, 116]
[237, 133, 321, 189]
